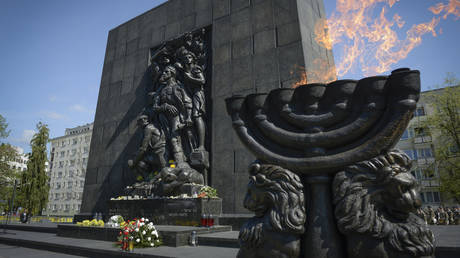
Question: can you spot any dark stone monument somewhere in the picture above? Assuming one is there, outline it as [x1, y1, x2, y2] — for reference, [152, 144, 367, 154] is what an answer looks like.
[226, 68, 435, 257]
[79, 0, 335, 219]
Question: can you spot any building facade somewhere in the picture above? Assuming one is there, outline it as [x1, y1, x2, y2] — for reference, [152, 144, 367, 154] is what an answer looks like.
[395, 87, 459, 207]
[44, 123, 93, 216]
[8, 146, 29, 172]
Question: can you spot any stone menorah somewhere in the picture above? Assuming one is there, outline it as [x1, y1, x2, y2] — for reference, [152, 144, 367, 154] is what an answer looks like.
[226, 68, 435, 258]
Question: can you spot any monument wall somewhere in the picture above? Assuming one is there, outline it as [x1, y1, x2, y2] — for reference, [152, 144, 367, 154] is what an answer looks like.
[80, 0, 334, 215]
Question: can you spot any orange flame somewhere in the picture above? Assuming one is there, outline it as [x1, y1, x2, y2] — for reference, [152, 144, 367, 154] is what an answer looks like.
[429, 0, 460, 19]
[290, 65, 308, 88]
[312, 0, 455, 77]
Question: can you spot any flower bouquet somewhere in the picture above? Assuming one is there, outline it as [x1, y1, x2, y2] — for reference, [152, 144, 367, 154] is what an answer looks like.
[197, 186, 218, 198]
[117, 218, 161, 250]
[107, 215, 124, 228]
[76, 219, 104, 227]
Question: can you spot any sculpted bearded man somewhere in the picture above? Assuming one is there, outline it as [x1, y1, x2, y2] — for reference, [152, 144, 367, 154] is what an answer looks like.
[151, 65, 192, 165]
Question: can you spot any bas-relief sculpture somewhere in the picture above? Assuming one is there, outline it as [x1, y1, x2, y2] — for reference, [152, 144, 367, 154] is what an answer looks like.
[226, 68, 435, 258]
[127, 28, 209, 197]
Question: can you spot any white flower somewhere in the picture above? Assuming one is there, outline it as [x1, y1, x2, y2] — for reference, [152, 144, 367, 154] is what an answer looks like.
[135, 228, 139, 232]
[147, 237, 151, 241]
[142, 230, 146, 235]
[145, 219, 149, 222]
[150, 243, 154, 247]
[152, 230, 158, 237]
[136, 238, 140, 243]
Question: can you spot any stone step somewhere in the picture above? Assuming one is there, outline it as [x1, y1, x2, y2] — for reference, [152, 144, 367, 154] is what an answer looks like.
[57, 224, 232, 247]
[0, 229, 239, 258]
[197, 231, 239, 248]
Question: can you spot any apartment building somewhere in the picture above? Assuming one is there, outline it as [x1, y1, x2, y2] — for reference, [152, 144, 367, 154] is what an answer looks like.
[395, 87, 459, 207]
[7, 146, 29, 172]
[44, 123, 93, 216]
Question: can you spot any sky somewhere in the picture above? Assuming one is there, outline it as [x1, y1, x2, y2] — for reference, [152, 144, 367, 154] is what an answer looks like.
[0, 0, 459, 152]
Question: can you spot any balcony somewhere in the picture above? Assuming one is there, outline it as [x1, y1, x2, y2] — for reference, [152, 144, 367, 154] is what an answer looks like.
[417, 158, 435, 165]
[414, 135, 432, 144]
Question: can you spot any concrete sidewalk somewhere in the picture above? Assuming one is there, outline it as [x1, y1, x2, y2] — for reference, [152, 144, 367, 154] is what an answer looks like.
[0, 230, 238, 258]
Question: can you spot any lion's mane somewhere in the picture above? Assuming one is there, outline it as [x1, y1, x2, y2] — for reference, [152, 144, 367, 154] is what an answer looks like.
[239, 164, 306, 248]
[332, 150, 434, 256]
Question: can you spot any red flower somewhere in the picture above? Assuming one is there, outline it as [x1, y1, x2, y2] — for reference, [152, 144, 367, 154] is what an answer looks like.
[124, 231, 129, 235]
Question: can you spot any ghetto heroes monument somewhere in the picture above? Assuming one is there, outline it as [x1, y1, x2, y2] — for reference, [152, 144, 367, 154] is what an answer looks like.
[79, 0, 335, 218]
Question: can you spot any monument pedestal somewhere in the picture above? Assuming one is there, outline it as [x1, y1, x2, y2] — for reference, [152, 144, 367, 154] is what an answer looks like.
[107, 198, 222, 226]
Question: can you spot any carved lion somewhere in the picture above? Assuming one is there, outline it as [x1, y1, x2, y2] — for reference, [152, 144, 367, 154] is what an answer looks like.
[332, 149, 435, 258]
[237, 163, 306, 258]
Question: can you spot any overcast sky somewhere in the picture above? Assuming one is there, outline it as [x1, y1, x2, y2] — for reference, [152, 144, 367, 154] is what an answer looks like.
[0, 0, 459, 152]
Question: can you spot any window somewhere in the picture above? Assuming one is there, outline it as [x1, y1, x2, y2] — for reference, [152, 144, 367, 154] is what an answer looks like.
[73, 138, 78, 145]
[422, 191, 441, 203]
[403, 149, 418, 160]
[412, 168, 423, 179]
[70, 160, 75, 166]
[71, 149, 76, 156]
[58, 172, 62, 178]
[417, 148, 433, 159]
[85, 136, 91, 143]
[83, 147, 89, 153]
[414, 107, 425, 117]
[433, 192, 440, 202]
[60, 151, 65, 158]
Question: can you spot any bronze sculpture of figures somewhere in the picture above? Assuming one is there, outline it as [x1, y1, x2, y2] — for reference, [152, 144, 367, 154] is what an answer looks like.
[127, 28, 210, 196]
[128, 115, 166, 180]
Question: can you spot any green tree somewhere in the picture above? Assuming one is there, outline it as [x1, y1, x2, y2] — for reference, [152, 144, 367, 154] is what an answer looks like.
[19, 122, 50, 215]
[424, 75, 460, 203]
[0, 114, 19, 211]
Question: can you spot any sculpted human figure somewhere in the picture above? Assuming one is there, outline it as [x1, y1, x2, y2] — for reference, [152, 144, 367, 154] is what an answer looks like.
[152, 65, 192, 165]
[175, 48, 206, 150]
[127, 115, 166, 180]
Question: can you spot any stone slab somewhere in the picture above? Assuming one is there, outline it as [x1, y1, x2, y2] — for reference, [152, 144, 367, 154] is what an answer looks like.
[107, 198, 222, 226]
[56, 224, 232, 247]
[0, 229, 239, 258]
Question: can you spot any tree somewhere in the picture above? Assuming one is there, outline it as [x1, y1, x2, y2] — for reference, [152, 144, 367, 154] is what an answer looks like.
[424, 75, 460, 203]
[0, 114, 19, 212]
[18, 122, 50, 215]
